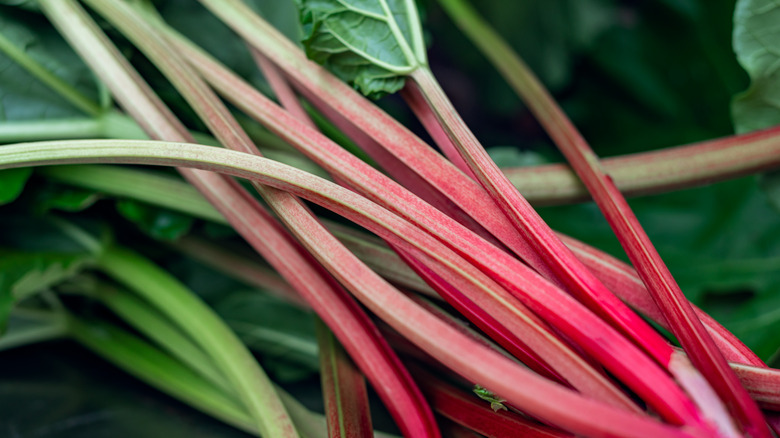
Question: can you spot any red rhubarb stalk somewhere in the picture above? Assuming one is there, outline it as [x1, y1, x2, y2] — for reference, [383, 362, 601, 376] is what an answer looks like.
[411, 365, 574, 438]
[44, 2, 439, 436]
[0, 139, 714, 438]
[157, 27, 726, 425]
[169, 38, 706, 420]
[430, 0, 768, 434]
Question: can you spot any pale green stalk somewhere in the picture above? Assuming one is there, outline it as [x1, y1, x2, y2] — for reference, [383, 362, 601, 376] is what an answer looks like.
[90, 280, 233, 392]
[97, 244, 295, 437]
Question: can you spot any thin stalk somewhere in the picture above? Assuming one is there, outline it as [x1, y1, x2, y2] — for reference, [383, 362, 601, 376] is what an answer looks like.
[43, 2, 437, 436]
[505, 126, 780, 205]
[316, 319, 374, 438]
[250, 47, 316, 129]
[0, 30, 101, 116]
[400, 82, 477, 181]
[432, 1, 766, 435]
[0, 314, 68, 351]
[0, 139, 714, 437]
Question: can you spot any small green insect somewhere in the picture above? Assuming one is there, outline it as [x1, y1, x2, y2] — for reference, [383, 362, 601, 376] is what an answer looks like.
[473, 384, 507, 412]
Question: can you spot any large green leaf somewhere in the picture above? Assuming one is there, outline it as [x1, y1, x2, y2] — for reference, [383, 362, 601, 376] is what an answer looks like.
[732, 0, 780, 133]
[116, 200, 194, 241]
[0, 7, 98, 121]
[298, 0, 427, 98]
[34, 183, 101, 213]
[0, 168, 31, 205]
[0, 250, 93, 333]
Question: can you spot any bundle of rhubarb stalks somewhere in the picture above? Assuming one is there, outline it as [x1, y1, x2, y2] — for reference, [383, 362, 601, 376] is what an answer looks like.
[2, 0, 780, 437]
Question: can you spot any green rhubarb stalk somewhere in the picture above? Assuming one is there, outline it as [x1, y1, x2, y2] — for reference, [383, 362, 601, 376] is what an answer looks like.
[316, 319, 374, 437]
[40, 164, 226, 222]
[69, 314, 353, 438]
[97, 245, 293, 436]
[88, 280, 233, 393]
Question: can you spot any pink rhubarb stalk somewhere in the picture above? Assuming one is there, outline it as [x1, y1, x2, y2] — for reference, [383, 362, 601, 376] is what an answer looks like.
[167, 35, 706, 422]
[192, 9, 719, 416]
[0, 139, 714, 438]
[440, 0, 769, 432]
[44, 2, 438, 436]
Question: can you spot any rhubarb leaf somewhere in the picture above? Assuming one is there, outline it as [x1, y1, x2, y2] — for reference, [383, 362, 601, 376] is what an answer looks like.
[0, 8, 97, 120]
[0, 250, 92, 333]
[297, 0, 427, 98]
[732, 0, 780, 133]
[34, 184, 100, 213]
[116, 200, 194, 241]
[0, 168, 31, 205]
